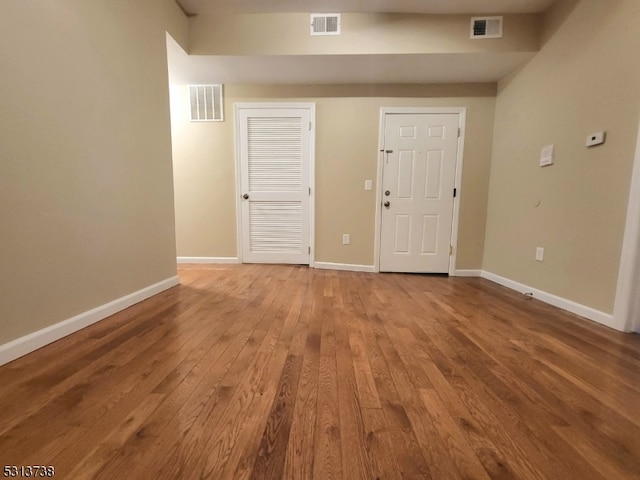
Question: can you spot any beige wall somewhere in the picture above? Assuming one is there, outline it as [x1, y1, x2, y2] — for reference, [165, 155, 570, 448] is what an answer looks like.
[171, 85, 239, 257]
[189, 13, 540, 55]
[171, 84, 496, 268]
[0, 0, 187, 345]
[484, 0, 640, 313]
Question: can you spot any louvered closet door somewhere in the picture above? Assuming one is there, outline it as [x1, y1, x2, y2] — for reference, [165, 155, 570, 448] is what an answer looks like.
[239, 108, 311, 264]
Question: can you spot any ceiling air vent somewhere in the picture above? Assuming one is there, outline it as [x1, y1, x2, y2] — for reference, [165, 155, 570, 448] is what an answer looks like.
[310, 13, 341, 36]
[189, 85, 223, 122]
[471, 16, 503, 39]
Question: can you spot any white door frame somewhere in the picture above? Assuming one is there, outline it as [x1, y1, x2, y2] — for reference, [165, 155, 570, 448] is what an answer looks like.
[234, 102, 316, 266]
[613, 122, 640, 332]
[374, 107, 466, 275]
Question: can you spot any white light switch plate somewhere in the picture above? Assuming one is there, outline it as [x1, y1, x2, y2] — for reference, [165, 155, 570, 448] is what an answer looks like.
[364, 179, 372, 191]
[536, 247, 544, 262]
[540, 145, 554, 167]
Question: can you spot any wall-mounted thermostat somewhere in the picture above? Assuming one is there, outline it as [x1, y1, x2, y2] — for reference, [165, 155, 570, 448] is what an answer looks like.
[586, 131, 606, 147]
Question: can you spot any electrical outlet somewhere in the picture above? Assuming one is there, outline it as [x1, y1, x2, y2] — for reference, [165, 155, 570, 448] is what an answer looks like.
[536, 247, 544, 262]
[342, 234, 350, 245]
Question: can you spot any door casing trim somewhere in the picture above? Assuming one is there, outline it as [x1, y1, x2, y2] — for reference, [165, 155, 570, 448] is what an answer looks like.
[613, 121, 640, 332]
[234, 102, 316, 266]
[374, 107, 467, 275]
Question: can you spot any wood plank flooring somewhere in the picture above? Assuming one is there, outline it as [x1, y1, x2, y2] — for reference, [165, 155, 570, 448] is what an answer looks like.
[1, 264, 639, 479]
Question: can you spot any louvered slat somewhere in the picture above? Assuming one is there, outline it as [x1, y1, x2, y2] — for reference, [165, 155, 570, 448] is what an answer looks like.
[248, 117, 302, 192]
[249, 202, 302, 253]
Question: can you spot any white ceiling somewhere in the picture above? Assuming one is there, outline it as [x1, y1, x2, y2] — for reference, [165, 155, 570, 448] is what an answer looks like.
[176, 0, 556, 15]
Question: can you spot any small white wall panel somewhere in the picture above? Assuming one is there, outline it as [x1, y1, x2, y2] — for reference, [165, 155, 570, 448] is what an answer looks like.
[400, 126, 417, 138]
[421, 215, 439, 254]
[394, 215, 411, 253]
[428, 126, 444, 138]
[397, 151, 415, 199]
[425, 151, 443, 199]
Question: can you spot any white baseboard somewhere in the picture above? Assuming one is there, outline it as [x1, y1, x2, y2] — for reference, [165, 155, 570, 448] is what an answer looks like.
[480, 271, 616, 330]
[313, 262, 376, 273]
[452, 269, 482, 277]
[0, 276, 179, 367]
[177, 257, 240, 264]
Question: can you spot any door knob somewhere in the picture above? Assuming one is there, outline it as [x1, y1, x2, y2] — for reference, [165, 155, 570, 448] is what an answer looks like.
[384, 201, 391, 208]
[242, 194, 249, 200]
[385, 190, 391, 196]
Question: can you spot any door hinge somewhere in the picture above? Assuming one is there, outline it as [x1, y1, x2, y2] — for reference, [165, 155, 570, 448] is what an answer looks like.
[309, 187, 311, 195]
[449, 245, 453, 255]
[458, 128, 461, 137]
[309, 121, 312, 131]
[308, 246, 311, 254]
[453, 188, 457, 198]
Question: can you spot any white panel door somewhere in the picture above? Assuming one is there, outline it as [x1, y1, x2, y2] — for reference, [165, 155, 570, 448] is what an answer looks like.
[239, 108, 311, 264]
[380, 113, 459, 273]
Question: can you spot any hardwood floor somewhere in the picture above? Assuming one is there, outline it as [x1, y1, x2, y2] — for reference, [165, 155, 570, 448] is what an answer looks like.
[1, 264, 639, 479]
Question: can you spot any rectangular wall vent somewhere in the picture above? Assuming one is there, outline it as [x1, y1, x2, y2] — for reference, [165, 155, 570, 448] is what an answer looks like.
[189, 85, 223, 121]
[470, 16, 503, 39]
[310, 14, 341, 35]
